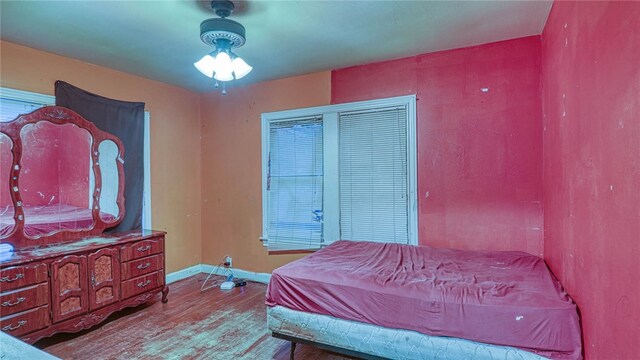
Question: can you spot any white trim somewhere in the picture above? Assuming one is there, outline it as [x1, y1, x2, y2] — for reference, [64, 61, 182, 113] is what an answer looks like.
[143, 111, 152, 229]
[261, 95, 418, 247]
[260, 113, 270, 248]
[322, 112, 340, 245]
[165, 264, 202, 284]
[0, 87, 55, 105]
[406, 97, 419, 246]
[166, 264, 272, 285]
[262, 95, 416, 122]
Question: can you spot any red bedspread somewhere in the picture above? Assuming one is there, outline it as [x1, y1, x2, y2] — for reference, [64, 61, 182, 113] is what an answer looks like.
[266, 240, 582, 359]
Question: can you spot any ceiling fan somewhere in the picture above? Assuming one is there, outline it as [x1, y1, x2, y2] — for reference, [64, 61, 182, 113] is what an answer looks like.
[194, 0, 252, 94]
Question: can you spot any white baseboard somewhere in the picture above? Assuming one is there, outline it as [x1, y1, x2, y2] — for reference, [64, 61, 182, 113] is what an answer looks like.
[166, 264, 202, 284]
[200, 264, 272, 284]
[166, 264, 271, 285]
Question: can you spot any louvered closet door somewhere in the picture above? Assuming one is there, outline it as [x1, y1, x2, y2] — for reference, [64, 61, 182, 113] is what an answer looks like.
[339, 107, 409, 244]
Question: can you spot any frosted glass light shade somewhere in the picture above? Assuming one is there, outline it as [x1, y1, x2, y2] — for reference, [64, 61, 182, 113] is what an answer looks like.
[231, 57, 252, 79]
[214, 70, 234, 82]
[214, 52, 233, 73]
[194, 54, 216, 78]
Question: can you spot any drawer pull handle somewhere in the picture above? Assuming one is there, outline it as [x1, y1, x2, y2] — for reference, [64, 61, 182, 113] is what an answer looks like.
[2, 320, 27, 332]
[137, 280, 152, 288]
[0, 274, 24, 283]
[136, 245, 151, 252]
[1, 297, 26, 307]
[137, 263, 151, 270]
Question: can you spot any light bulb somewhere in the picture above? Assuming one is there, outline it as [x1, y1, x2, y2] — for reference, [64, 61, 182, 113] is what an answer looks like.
[194, 54, 216, 78]
[231, 57, 252, 79]
[214, 52, 233, 73]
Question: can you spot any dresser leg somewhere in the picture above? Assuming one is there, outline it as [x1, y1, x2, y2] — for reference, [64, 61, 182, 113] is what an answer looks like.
[162, 285, 169, 303]
[289, 341, 296, 360]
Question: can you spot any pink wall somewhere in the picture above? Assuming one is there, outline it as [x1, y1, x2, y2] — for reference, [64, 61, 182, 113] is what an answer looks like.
[542, 2, 640, 359]
[333, 36, 544, 256]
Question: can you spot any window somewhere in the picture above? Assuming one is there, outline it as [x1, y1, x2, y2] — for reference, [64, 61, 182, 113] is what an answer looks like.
[0, 87, 152, 229]
[261, 95, 417, 251]
[266, 117, 324, 251]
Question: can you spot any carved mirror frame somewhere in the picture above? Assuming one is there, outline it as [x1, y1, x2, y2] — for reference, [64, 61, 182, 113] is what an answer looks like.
[0, 106, 126, 249]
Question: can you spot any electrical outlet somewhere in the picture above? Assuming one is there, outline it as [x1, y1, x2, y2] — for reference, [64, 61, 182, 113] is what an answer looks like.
[224, 255, 232, 267]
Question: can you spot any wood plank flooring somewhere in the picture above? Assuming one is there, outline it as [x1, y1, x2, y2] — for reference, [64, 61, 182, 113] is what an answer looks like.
[36, 274, 352, 360]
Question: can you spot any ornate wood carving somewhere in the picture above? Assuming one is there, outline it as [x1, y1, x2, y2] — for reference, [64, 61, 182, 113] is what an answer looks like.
[19, 284, 161, 344]
[51, 255, 88, 323]
[1, 231, 167, 344]
[88, 247, 120, 311]
[0, 106, 126, 249]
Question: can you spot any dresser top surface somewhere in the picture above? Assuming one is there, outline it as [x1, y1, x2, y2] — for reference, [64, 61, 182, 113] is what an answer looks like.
[0, 229, 166, 267]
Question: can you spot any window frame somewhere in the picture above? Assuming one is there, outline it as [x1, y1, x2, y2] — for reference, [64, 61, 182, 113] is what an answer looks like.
[261, 94, 418, 248]
[0, 87, 152, 229]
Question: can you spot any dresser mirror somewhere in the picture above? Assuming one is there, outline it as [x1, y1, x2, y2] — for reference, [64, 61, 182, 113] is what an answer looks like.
[0, 132, 15, 238]
[19, 121, 95, 238]
[0, 106, 125, 248]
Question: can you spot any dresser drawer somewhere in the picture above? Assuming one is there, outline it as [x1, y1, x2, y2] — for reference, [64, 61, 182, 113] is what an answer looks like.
[0, 305, 50, 337]
[0, 263, 48, 292]
[121, 238, 163, 262]
[0, 283, 49, 317]
[121, 270, 164, 299]
[121, 254, 163, 281]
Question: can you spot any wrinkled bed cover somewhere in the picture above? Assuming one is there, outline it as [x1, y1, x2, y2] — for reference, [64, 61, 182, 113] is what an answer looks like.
[266, 241, 582, 359]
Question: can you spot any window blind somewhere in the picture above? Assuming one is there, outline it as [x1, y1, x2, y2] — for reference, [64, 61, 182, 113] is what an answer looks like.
[267, 117, 323, 251]
[339, 107, 409, 244]
[0, 98, 49, 122]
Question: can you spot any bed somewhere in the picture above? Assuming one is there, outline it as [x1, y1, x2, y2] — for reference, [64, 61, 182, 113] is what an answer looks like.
[266, 240, 582, 360]
[0, 204, 115, 238]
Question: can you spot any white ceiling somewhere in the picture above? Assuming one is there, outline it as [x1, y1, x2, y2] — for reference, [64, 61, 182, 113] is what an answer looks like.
[0, 1, 552, 93]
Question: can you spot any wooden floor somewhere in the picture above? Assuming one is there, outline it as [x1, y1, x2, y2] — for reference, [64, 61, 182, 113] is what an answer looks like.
[36, 274, 352, 360]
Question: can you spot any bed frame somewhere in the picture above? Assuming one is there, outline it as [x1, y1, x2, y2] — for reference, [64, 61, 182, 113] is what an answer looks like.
[272, 332, 387, 360]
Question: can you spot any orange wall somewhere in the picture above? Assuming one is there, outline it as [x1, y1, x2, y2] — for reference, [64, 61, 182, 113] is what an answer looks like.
[200, 72, 331, 272]
[0, 41, 202, 273]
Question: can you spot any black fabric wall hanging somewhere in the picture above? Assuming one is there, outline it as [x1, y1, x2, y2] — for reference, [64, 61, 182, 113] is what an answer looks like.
[55, 80, 145, 232]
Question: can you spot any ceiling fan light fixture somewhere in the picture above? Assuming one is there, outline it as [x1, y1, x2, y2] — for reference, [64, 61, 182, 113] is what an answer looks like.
[231, 57, 252, 79]
[214, 70, 234, 82]
[214, 51, 233, 73]
[194, 54, 216, 78]
[195, 0, 252, 93]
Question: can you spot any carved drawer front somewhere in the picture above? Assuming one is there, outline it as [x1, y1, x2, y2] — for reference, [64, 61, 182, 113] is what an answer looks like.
[51, 255, 89, 323]
[122, 270, 164, 300]
[0, 263, 48, 292]
[121, 238, 163, 262]
[88, 247, 120, 311]
[121, 254, 163, 280]
[0, 283, 49, 317]
[0, 305, 50, 337]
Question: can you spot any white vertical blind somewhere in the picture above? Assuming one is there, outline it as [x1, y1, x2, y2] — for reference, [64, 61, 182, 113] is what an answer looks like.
[267, 117, 323, 251]
[339, 107, 409, 244]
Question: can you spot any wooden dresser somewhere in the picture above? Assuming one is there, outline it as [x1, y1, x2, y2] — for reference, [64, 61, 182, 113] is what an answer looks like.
[0, 230, 168, 344]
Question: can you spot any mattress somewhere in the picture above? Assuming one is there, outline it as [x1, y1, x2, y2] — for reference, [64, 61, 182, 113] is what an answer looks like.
[268, 305, 547, 360]
[0, 204, 115, 238]
[266, 240, 582, 360]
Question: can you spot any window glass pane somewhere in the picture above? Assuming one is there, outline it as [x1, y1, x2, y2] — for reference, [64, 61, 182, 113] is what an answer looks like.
[267, 118, 323, 250]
